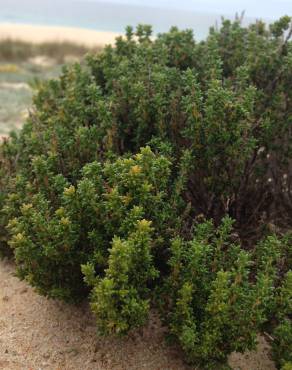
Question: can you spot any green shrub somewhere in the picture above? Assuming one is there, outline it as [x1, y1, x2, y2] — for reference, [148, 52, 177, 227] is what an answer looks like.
[0, 17, 291, 369]
[83, 219, 158, 335]
[161, 217, 282, 368]
[0, 134, 20, 257]
[2, 18, 292, 250]
[282, 363, 292, 370]
[271, 271, 292, 369]
[7, 147, 174, 302]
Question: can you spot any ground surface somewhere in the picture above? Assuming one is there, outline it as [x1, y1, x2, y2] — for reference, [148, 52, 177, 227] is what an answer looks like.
[0, 258, 276, 370]
[0, 24, 118, 47]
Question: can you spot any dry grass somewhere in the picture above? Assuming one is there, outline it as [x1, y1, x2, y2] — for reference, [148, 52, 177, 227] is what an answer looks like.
[0, 39, 101, 64]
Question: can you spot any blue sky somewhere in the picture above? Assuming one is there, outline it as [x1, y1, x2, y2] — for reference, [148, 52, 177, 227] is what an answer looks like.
[84, 0, 292, 19]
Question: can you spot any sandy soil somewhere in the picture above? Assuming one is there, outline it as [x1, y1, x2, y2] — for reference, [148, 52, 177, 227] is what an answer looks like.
[0, 258, 276, 370]
[0, 23, 120, 46]
[0, 83, 30, 90]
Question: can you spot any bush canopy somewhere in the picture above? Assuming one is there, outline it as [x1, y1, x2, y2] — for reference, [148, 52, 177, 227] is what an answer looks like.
[0, 17, 291, 369]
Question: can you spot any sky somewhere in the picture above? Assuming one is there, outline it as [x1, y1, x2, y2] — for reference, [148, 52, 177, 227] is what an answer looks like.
[84, 0, 292, 20]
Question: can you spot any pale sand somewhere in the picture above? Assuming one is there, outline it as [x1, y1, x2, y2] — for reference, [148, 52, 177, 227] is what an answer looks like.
[0, 258, 276, 370]
[0, 23, 120, 46]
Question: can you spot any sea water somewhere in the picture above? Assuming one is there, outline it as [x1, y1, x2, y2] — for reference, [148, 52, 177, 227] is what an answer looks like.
[0, 0, 288, 40]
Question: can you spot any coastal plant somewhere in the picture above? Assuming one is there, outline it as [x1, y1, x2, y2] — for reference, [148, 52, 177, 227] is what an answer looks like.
[87, 18, 292, 238]
[0, 134, 19, 257]
[0, 17, 291, 369]
[271, 271, 292, 369]
[82, 219, 158, 335]
[1, 18, 291, 250]
[7, 147, 174, 302]
[161, 217, 282, 368]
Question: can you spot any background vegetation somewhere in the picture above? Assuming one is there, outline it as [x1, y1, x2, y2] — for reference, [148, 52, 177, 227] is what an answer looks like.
[0, 39, 100, 136]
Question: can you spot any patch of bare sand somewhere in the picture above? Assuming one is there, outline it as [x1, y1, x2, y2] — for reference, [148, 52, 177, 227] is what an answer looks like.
[0, 23, 119, 47]
[0, 83, 30, 90]
[0, 258, 276, 370]
[28, 56, 56, 68]
[229, 336, 276, 370]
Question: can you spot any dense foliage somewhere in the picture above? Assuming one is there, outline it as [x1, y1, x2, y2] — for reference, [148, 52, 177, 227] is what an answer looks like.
[1, 17, 291, 369]
[162, 219, 278, 367]
[7, 147, 173, 301]
[271, 269, 292, 369]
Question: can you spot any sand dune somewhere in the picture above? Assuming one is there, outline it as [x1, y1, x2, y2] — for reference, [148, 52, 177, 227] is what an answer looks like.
[0, 23, 120, 46]
[0, 258, 276, 370]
